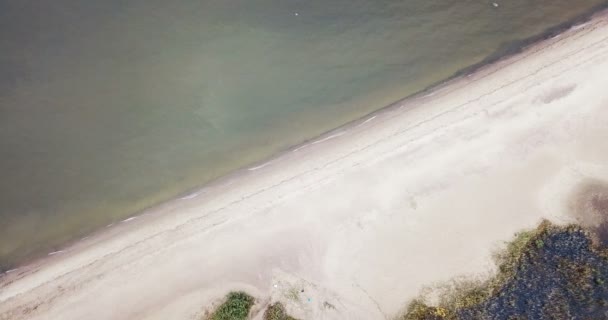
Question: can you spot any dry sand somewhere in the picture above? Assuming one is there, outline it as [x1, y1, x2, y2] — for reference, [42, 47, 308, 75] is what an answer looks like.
[2, 11, 608, 320]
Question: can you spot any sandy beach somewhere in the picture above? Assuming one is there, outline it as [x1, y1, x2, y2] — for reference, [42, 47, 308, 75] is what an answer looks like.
[2, 10, 608, 320]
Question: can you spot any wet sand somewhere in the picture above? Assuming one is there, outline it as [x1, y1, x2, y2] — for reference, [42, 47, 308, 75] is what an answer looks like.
[2, 11, 608, 320]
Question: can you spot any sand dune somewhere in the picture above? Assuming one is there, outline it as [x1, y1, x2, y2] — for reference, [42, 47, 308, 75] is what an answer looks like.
[2, 11, 608, 320]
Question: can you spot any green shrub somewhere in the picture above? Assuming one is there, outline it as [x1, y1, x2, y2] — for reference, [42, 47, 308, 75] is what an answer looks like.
[209, 292, 255, 320]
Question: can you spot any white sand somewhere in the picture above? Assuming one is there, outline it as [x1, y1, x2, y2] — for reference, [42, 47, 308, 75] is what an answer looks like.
[2, 12, 608, 320]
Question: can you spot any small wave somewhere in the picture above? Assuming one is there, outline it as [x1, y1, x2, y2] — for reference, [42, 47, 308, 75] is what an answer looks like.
[421, 85, 450, 98]
[571, 22, 590, 31]
[122, 217, 137, 223]
[180, 191, 201, 200]
[5, 268, 18, 274]
[293, 143, 311, 152]
[312, 131, 346, 145]
[248, 161, 274, 171]
[48, 250, 66, 256]
[357, 116, 377, 128]
[293, 145, 309, 152]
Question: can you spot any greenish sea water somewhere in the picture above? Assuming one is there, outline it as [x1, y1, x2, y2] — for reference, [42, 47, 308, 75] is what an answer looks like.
[0, 0, 606, 270]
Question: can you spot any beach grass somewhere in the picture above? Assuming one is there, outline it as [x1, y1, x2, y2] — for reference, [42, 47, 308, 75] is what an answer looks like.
[399, 220, 608, 319]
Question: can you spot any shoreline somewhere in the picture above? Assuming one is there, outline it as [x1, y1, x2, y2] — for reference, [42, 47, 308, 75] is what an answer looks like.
[2, 4, 606, 274]
[2, 8, 608, 320]
[1, 0, 606, 287]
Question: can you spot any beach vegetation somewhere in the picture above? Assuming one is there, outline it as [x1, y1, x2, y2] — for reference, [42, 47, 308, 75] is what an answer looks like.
[285, 287, 301, 302]
[399, 220, 608, 319]
[208, 291, 255, 320]
[263, 302, 299, 320]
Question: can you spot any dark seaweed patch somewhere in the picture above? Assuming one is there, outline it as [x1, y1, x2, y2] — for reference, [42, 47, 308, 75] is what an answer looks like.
[400, 222, 608, 319]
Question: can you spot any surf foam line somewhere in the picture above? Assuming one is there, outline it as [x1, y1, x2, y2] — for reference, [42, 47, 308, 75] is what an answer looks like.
[293, 143, 312, 152]
[180, 191, 202, 200]
[572, 22, 591, 31]
[356, 116, 377, 128]
[248, 160, 277, 171]
[311, 131, 346, 145]
[293, 130, 348, 153]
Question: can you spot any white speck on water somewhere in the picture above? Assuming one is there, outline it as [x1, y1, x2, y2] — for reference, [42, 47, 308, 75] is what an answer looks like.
[294, 12, 299, 16]
[493, 2, 499, 7]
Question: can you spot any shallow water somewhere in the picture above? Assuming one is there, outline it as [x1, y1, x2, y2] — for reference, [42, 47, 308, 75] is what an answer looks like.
[0, 0, 606, 269]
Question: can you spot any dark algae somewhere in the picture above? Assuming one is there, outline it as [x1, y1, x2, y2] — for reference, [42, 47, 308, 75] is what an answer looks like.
[401, 221, 608, 319]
